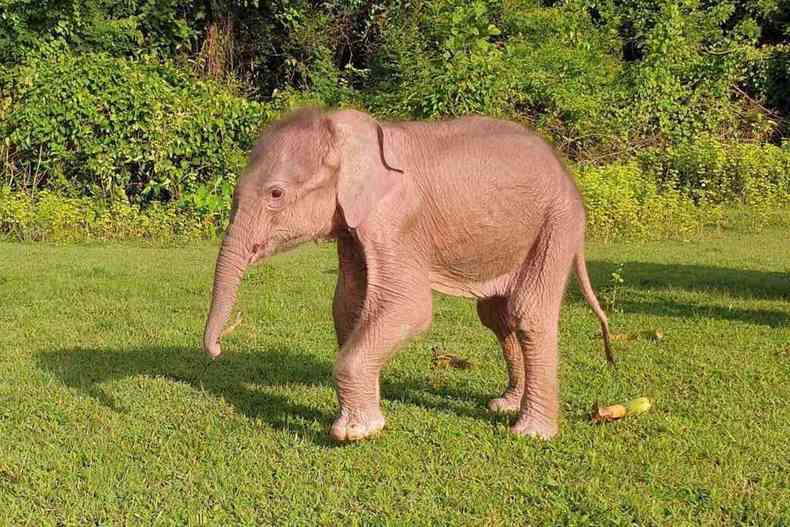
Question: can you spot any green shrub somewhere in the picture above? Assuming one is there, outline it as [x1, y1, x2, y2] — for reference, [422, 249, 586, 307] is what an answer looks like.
[574, 163, 722, 241]
[640, 138, 790, 231]
[365, 0, 775, 158]
[364, 0, 510, 118]
[0, 0, 197, 64]
[745, 43, 790, 137]
[2, 51, 272, 204]
[0, 187, 216, 241]
[1, 0, 788, 243]
[499, 1, 627, 157]
[366, 0, 622, 139]
[642, 138, 790, 203]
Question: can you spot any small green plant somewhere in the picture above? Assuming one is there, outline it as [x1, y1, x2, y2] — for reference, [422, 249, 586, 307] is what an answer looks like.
[603, 263, 626, 313]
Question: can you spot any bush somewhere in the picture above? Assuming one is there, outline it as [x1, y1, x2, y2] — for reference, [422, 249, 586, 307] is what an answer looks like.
[1, 0, 788, 243]
[366, 0, 624, 157]
[499, 2, 626, 158]
[2, 51, 272, 205]
[640, 138, 790, 231]
[0, 187, 216, 241]
[642, 138, 790, 203]
[365, 0, 514, 118]
[604, 1, 755, 144]
[0, 0, 197, 64]
[574, 163, 721, 241]
[744, 43, 790, 137]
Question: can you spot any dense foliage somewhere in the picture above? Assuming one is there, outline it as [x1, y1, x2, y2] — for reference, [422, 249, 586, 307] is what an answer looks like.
[1, 0, 788, 240]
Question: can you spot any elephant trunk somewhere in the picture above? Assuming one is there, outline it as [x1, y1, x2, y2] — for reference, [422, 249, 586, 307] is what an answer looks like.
[203, 230, 251, 359]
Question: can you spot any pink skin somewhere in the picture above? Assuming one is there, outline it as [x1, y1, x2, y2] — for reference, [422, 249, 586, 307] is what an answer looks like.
[203, 108, 613, 441]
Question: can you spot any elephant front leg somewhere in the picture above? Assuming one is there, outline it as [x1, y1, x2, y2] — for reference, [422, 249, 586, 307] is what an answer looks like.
[330, 287, 433, 442]
[332, 234, 366, 347]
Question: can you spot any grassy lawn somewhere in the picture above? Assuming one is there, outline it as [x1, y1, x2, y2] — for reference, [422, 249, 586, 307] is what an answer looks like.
[1, 229, 788, 525]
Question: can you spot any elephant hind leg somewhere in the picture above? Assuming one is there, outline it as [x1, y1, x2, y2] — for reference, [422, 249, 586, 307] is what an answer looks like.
[476, 297, 524, 414]
[510, 307, 562, 440]
[508, 218, 581, 439]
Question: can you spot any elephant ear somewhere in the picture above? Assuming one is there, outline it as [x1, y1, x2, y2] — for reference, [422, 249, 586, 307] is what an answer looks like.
[323, 110, 402, 229]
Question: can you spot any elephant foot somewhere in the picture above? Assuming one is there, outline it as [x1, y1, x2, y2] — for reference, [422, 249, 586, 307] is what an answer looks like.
[329, 409, 386, 442]
[487, 392, 523, 414]
[510, 415, 558, 440]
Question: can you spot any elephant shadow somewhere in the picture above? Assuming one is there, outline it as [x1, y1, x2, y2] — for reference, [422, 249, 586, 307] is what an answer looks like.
[36, 259, 787, 445]
[36, 345, 494, 446]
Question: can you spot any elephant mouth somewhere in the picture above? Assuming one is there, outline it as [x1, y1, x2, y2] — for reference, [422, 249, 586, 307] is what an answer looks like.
[248, 234, 301, 265]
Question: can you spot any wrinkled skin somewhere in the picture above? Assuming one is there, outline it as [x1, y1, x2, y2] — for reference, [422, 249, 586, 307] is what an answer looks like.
[204, 108, 613, 442]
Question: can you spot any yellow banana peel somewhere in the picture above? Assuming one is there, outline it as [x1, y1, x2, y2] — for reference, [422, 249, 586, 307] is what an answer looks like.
[593, 397, 651, 423]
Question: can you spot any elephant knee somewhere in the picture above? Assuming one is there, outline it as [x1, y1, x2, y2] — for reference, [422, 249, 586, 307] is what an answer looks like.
[333, 351, 367, 387]
[410, 299, 434, 336]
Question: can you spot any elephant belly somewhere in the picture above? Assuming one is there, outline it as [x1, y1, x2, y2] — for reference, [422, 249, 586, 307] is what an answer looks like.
[429, 270, 514, 299]
[427, 228, 533, 299]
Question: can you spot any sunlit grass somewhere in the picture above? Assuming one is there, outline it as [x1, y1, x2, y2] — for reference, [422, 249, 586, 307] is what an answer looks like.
[1, 229, 788, 525]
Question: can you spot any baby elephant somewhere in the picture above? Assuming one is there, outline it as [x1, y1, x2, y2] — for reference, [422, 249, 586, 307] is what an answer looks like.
[203, 108, 613, 441]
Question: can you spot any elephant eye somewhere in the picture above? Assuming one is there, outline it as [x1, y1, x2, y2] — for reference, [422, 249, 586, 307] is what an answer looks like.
[270, 188, 284, 199]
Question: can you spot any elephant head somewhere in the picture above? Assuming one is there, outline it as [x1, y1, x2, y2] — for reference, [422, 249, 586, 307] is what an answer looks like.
[203, 108, 401, 358]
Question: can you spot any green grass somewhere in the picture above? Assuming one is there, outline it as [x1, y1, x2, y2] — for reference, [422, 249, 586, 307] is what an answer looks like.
[1, 229, 788, 525]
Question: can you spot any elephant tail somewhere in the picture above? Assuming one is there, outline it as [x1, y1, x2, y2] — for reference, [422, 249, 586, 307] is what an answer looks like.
[574, 250, 615, 366]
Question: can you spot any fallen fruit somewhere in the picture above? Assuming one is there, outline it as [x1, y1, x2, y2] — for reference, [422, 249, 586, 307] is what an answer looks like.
[592, 397, 651, 423]
[610, 333, 637, 342]
[431, 347, 474, 369]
